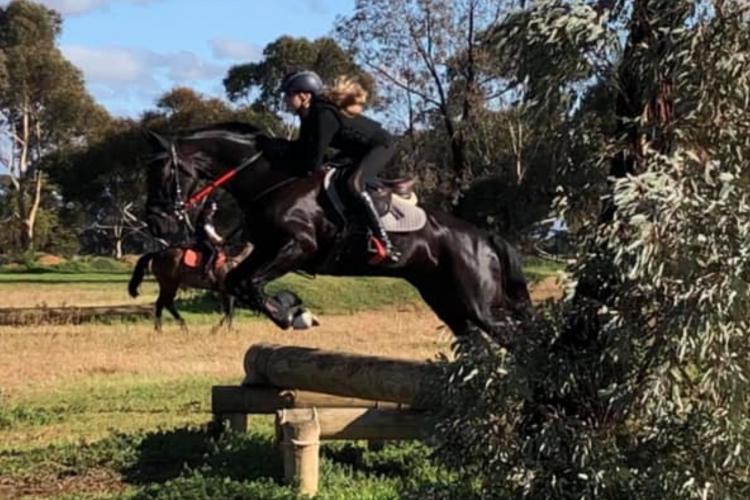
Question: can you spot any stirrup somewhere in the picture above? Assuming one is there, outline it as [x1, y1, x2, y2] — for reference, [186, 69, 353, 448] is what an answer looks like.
[367, 235, 400, 265]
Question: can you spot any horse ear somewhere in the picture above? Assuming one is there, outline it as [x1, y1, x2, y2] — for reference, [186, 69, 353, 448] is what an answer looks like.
[143, 128, 171, 152]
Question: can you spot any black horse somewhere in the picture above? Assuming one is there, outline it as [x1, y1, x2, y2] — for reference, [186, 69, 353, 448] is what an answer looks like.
[144, 123, 531, 339]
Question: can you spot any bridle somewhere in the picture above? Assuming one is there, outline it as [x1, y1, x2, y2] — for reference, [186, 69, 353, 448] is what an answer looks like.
[149, 139, 264, 227]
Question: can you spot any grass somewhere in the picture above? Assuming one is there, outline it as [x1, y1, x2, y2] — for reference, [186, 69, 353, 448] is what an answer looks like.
[0, 257, 562, 498]
[523, 255, 566, 282]
[0, 369, 462, 498]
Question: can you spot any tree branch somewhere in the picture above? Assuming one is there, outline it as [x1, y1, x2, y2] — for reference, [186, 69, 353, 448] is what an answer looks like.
[362, 60, 442, 107]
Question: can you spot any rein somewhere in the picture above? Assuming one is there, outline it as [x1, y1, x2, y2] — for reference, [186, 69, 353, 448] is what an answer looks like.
[182, 150, 263, 209]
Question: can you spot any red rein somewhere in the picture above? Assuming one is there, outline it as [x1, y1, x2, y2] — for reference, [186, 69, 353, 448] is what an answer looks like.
[184, 166, 242, 209]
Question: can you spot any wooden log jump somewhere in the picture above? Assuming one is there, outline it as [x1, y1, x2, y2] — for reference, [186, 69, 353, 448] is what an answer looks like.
[243, 343, 439, 408]
[212, 343, 441, 497]
[0, 304, 153, 325]
[212, 385, 411, 433]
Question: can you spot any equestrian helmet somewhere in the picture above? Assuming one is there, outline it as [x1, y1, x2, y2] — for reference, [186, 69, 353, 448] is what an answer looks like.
[280, 71, 323, 96]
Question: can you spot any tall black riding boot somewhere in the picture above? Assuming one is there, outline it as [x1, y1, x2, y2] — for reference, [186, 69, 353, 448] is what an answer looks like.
[357, 191, 400, 263]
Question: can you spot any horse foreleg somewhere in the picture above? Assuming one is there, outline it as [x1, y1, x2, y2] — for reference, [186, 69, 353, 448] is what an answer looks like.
[227, 237, 314, 329]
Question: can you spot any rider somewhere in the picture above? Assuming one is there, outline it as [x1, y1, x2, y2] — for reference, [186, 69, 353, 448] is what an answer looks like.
[274, 70, 400, 263]
[195, 200, 224, 281]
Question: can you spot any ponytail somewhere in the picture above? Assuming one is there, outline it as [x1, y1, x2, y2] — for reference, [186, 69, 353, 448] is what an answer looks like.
[325, 76, 368, 116]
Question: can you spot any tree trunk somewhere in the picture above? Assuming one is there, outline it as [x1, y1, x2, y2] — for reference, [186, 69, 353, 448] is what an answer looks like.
[114, 224, 124, 259]
[22, 170, 43, 251]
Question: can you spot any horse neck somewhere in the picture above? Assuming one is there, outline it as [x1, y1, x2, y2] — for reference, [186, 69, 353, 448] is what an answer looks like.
[221, 157, 296, 205]
[181, 138, 292, 204]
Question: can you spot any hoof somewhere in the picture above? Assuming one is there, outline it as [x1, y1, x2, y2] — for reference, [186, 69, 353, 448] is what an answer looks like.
[291, 308, 320, 330]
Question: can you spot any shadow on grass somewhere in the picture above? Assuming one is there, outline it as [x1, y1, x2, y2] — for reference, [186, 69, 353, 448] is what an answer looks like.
[172, 292, 230, 316]
[321, 441, 421, 478]
[122, 426, 282, 486]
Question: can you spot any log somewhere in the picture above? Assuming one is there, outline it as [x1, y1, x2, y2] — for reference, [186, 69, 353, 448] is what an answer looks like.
[243, 344, 439, 408]
[212, 385, 410, 414]
[0, 304, 152, 325]
[279, 408, 320, 497]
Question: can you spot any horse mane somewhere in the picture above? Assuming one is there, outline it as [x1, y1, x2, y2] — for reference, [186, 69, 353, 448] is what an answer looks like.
[184, 121, 263, 137]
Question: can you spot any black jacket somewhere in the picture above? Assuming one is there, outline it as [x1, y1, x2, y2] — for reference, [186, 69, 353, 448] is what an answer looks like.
[293, 99, 392, 173]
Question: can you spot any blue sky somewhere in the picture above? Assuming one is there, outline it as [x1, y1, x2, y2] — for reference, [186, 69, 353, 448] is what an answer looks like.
[1, 0, 355, 117]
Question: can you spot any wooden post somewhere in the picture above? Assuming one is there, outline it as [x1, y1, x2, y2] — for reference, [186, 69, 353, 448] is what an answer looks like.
[243, 344, 439, 408]
[226, 413, 247, 433]
[278, 408, 320, 497]
[214, 412, 247, 433]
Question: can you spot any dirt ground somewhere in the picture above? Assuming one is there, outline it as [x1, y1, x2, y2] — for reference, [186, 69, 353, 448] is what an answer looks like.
[0, 309, 450, 397]
[0, 278, 562, 398]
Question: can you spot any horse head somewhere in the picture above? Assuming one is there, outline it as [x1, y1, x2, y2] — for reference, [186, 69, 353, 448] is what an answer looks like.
[142, 123, 266, 242]
[143, 129, 199, 242]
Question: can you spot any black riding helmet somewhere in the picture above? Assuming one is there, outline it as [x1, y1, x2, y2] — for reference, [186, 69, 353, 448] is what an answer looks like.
[280, 70, 323, 95]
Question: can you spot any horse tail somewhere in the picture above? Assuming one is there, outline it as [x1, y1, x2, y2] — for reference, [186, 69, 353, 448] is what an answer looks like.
[128, 252, 155, 298]
[490, 235, 532, 312]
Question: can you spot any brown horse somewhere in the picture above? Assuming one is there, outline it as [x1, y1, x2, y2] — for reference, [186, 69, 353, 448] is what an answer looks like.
[128, 244, 253, 331]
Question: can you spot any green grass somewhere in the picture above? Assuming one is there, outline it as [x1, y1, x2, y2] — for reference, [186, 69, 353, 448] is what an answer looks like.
[0, 255, 132, 274]
[0, 272, 134, 283]
[0, 375, 466, 499]
[0, 256, 563, 497]
[523, 256, 566, 282]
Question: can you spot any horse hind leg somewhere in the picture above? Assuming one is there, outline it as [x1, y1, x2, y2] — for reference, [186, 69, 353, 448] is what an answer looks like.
[166, 302, 188, 333]
[212, 294, 235, 334]
[155, 284, 186, 332]
[154, 298, 164, 332]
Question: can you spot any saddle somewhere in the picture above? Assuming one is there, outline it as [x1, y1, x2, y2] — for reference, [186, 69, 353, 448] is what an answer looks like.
[182, 248, 227, 270]
[322, 169, 426, 233]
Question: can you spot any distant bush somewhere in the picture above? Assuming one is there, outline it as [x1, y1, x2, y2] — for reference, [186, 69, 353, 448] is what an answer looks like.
[0, 254, 131, 274]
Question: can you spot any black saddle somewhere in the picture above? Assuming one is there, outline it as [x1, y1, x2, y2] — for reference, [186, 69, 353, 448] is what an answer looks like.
[324, 168, 416, 218]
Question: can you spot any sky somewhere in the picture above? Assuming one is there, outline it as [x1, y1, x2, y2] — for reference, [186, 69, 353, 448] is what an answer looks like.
[0, 0, 355, 117]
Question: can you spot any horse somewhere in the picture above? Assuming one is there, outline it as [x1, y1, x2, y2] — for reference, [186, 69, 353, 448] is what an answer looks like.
[143, 122, 532, 341]
[127, 243, 253, 332]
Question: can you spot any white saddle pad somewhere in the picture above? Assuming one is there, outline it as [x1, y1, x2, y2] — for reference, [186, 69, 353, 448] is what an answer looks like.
[381, 194, 427, 233]
[323, 169, 427, 233]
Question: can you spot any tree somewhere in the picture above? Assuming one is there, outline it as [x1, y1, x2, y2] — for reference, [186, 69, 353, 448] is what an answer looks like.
[337, 0, 513, 204]
[223, 36, 373, 113]
[434, 1, 750, 497]
[0, 0, 108, 251]
[144, 86, 283, 135]
[50, 119, 151, 258]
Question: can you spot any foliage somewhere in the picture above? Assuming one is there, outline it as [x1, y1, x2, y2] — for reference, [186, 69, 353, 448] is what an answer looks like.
[0, 0, 110, 251]
[434, 1, 750, 498]
[337, 0, 512, 204]
[223, 36, 372, 113]
[0, 374, 459, 498]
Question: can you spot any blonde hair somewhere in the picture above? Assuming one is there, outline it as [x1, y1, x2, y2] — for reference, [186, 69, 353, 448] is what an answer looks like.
[326, 76, 368, 116]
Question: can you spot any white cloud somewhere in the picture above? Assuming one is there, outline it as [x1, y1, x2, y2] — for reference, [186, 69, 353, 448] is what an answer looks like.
[210, 38, 262, 62]
[0, 0, 163, 16]
[62, 44, 229, 116]
[63, 45, 146, 83]
[303, 0, 328, 15]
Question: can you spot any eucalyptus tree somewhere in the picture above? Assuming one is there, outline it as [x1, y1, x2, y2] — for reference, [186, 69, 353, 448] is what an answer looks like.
[223, 36, 372, 114]
[433, 1, 750, 498]
[337, 0, 522, 203]
[0, 0, 108, 251]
